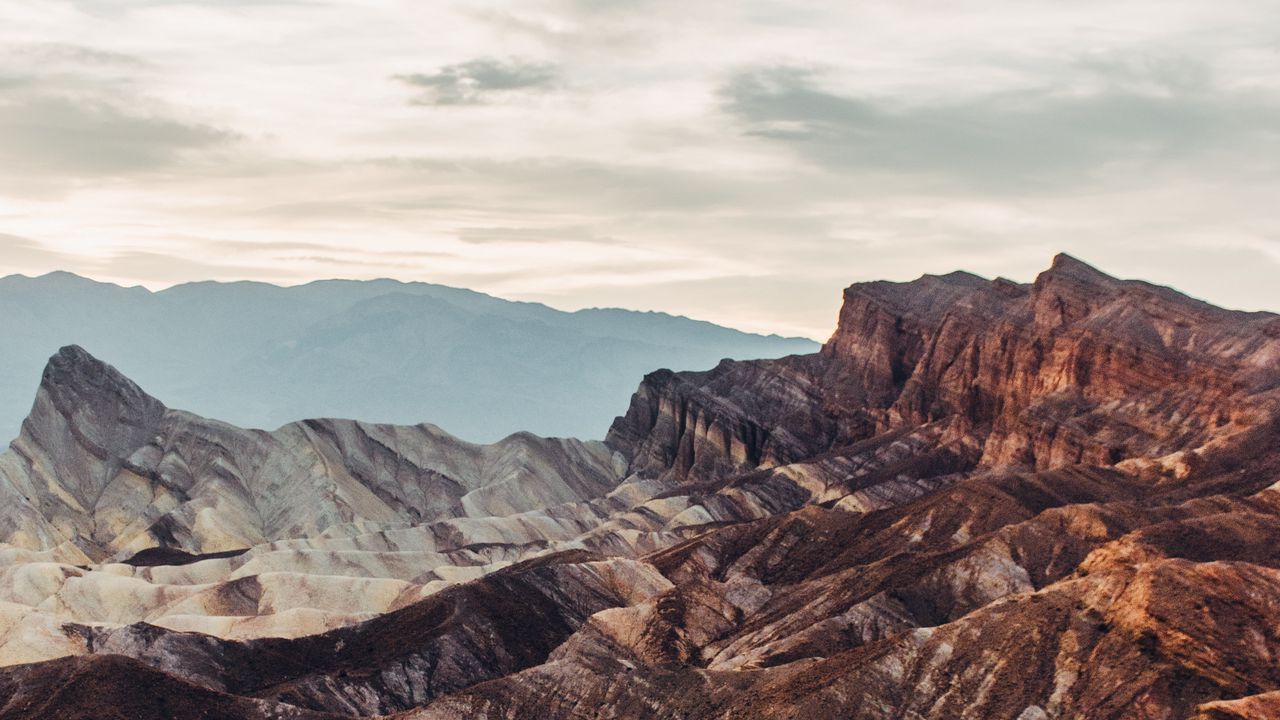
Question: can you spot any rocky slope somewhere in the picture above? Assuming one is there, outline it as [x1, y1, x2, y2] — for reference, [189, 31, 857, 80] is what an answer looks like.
[2, 254, 1279, 719]
[0, 344, 624, 564]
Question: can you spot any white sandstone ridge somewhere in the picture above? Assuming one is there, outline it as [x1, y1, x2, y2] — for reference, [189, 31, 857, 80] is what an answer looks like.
[0, 345, 625, 565]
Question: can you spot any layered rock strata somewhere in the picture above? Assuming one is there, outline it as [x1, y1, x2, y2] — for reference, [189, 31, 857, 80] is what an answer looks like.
[2, 254, 1279, 719]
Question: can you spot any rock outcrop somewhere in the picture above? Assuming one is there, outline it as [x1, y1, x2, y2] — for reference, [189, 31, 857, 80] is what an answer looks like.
[3, 254, 1280, 720]
[608, 254, 1279, 482]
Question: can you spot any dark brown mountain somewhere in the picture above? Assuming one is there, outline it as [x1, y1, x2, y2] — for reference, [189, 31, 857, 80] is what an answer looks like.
[2, 254, 1278, 720]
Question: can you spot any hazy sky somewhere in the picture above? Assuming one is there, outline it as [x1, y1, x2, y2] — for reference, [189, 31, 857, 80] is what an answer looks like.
[0, 0, 1277, 338]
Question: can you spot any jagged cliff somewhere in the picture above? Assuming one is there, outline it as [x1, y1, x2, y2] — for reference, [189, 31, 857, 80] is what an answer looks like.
[3, 254, 1280, 720]
[608, 253, 1279, 481]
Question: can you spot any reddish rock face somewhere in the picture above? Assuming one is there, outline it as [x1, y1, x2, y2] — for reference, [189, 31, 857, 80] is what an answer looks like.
[609, 253, 1280, 482]
[5, 254, 1280, 720]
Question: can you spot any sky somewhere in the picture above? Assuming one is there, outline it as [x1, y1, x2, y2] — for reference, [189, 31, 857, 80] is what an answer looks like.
[0, 0, 1277, 339]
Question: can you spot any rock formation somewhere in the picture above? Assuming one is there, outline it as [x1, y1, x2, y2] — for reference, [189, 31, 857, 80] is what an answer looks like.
[2, 254, 1279, 719]
[0, 344, 624, 563]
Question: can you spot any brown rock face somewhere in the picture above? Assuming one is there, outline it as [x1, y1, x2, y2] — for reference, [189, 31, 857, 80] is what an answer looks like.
[608, 253, 1279, 481]
[0, 654, 345, 720]
[604, 355, 839, 483]
[5, 254, 1280, 720]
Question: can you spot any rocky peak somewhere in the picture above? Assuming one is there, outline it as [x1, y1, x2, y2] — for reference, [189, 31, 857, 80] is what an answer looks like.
[1, 348, 172, 558]
[814, 271, 992, 416]
[1036, 252, 1118, 287]
[40, 345, 165, 418]
[2, 344, 630, 561]
[1026, 253, 1125, 329]
[22, 345, 167, 455]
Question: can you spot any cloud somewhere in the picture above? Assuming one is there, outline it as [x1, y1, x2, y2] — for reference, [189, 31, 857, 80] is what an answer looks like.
[719, 60, 1280, 191]
[0, 44, 239, 180]
[0, 234, 75, 272]
[66, 0, 323, 16]
[218, 155, 793, 229]
[466, 0, 711, 52]
[394, 58, 560, 106]
[455, 226, 620, 245]
[192, 238, 455, 262]
[92, 250, 285, 282]
[11, 43, 148, 68]
[0, 95, 236, 175]
[371, 156, 784, 213]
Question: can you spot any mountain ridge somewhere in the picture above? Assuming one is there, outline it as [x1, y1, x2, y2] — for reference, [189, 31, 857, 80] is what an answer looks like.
[4, 270, 813, 341]
[0, 271, 818, 443]
[2, 254, 1280, 718]
[0, 344, 632, 564]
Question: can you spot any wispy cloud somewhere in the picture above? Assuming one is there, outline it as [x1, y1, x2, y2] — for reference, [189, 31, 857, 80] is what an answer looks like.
[0, 41, 238, 181]
[394, 58, 560, 106]
[719, 59, 1280, 191]
[455, 225, 620, 245]
[0, 233, 75, 270]
[0, 95, 237, 175]
[10, 43, 149, 68]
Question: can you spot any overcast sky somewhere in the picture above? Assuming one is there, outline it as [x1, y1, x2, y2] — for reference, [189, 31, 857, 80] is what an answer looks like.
[0, 0, 1277, 338]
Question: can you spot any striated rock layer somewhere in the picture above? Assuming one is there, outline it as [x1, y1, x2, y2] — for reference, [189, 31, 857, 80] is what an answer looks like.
[3, 254, 1280, 720]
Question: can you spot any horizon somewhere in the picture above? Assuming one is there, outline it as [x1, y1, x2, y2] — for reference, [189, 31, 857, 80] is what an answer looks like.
[2, 0, 1278, 339]
[4, 248, 1273, 342]
[1, 267, 823, 340]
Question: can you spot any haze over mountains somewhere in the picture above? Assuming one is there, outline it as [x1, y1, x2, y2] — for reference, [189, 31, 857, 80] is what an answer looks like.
[0, 272, 816, 444]
[2, 255, 1280, 719]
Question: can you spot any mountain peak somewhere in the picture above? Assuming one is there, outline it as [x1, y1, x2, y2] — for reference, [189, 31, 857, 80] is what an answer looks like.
[1037, 252, 1118, 287]
[29, 345, 166, 446]
[43, 344, 143, 395]
[922, 269, 989, 286]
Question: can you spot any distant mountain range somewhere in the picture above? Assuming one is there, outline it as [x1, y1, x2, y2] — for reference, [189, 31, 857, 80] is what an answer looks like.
[0, 272, 818, 444]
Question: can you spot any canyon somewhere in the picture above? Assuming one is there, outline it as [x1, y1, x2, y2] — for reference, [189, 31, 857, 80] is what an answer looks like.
[1, 254, 1278, 719]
